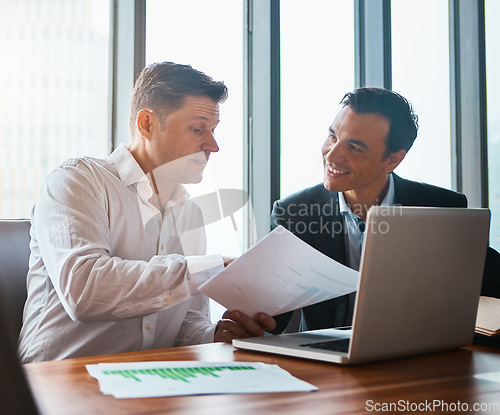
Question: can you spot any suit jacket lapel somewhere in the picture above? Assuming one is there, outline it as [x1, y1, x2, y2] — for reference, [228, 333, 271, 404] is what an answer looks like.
[312, 187, 348, 266]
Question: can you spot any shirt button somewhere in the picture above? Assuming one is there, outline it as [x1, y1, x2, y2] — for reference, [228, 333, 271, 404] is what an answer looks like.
[164, 297, 172, 305]
[146, 323, 152, 330]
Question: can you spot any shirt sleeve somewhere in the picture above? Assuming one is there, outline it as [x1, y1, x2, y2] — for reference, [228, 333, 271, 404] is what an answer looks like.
[174, 293, 218, 346]
[33, 160, 222, 322]
[186, 255, 224, 293]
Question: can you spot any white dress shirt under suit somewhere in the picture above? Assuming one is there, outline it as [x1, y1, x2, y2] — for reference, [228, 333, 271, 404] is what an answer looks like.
[18, 144, 224, 363]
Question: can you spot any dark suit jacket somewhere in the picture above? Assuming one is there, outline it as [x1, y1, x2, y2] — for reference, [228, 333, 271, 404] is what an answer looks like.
[270, 173, 500, 333]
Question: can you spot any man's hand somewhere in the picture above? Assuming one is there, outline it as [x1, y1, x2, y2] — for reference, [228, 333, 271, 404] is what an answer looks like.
[214, 310, 276, 343]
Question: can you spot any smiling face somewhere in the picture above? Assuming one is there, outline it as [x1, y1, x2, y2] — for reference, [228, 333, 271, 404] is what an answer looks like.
[133, 95, 220, 184]
[322, 106, 405, 205]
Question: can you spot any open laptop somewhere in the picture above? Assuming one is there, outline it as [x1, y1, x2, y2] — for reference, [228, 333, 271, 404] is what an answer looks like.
[233, 206, 490, 364]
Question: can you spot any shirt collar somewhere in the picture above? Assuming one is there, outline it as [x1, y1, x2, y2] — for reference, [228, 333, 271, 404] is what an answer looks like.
[108, 143, 148, 187]
[167, 184, 190, 207]
[109, 144, 191, 206]
[338, 190, 350, 215]
[380, 173, 395, 206]
[338, 173, 395, 216]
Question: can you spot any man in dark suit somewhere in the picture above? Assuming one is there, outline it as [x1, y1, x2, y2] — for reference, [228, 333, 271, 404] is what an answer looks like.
[270, 87, 500, 334]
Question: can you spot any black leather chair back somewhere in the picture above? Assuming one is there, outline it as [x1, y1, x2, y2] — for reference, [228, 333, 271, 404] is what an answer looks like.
[0, 219, 31, 336]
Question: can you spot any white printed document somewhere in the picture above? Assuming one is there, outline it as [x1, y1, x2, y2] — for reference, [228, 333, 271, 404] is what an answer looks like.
[86, 361, 317, 398]
[475, 296, 500, 336]
[199, 225, 359, 318]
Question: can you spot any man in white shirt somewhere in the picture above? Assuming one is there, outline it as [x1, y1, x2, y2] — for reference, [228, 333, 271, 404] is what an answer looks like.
[18, 62, 275, 362]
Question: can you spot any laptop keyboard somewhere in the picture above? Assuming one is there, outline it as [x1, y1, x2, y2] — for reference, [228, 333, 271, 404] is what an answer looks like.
[299, 338, 350, 353]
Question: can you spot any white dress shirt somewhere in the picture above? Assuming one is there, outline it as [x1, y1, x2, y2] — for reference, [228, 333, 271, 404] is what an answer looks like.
[18, 144, 224, 362]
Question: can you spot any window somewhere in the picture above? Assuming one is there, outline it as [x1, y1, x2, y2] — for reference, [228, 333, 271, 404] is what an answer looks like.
[146, 0, 244, 321]
[0, 0, 110, 218]
[280, 0, 355, 198]
[485, 0, 500, 250]
[391, 0, 451, 189]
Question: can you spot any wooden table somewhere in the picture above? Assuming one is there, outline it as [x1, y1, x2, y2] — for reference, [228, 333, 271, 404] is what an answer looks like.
[24, 343, 500, 415]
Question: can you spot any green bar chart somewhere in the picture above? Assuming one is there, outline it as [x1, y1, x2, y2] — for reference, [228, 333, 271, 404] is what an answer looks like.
[87, 361, 317, 398]
[102, 365, 256, 383]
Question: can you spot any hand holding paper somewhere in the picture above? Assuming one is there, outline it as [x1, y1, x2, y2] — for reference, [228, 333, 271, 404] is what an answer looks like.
[199, 226, 359, 319]
[215, 309, 276, 342]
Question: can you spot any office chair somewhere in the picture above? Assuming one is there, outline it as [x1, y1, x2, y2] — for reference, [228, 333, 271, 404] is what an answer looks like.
[0, 219, 31, 336]
[0, 289, 39, 414]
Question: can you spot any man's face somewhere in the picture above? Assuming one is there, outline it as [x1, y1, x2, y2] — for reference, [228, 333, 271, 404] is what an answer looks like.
[322, 106, 397, 198]
[149, 95, 220, 184]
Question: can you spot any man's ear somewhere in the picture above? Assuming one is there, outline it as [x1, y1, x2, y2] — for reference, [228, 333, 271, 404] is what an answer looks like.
[385, 149, 406, 173]
[136, 109, 155, 141]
